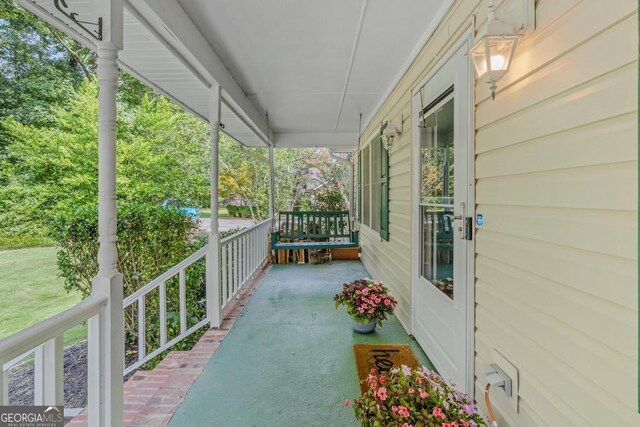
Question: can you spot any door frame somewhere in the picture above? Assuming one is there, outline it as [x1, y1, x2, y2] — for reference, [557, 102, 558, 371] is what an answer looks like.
[410, 30, 475, 396]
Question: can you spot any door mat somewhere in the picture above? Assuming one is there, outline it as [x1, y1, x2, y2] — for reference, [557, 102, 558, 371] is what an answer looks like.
[353, 344, 420, 393]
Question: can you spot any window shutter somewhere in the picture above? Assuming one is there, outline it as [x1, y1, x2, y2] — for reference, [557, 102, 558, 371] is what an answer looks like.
[380, 135, 390, 241]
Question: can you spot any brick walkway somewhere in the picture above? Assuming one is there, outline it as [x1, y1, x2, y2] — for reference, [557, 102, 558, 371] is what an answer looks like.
[67, 263, 270, 427]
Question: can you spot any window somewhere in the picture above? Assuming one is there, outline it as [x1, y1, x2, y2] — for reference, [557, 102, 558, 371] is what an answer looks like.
[359, 132, 390, 240]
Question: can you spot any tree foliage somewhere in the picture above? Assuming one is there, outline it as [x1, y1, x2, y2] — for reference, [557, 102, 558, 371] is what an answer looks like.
[0, 0, 93, 153]
[313, 188, 348, 211]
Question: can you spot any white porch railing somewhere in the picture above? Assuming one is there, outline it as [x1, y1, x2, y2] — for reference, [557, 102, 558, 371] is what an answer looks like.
[0, 297, 107, 406]
[220, 219, 271, 309]
[0, 218, 271, 412]
[123, 245, 210, 376]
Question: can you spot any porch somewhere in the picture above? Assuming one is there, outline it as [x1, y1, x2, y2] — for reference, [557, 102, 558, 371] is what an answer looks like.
[59, 260, 431, 426]
[168, 261, 431, 426]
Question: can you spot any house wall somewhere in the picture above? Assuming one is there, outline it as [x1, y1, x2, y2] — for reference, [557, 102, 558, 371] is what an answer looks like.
[356, 0, 638, 425]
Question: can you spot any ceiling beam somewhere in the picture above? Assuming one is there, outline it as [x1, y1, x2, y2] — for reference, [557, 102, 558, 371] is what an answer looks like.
[129, 0, 270, 145]
[275, 133, 358, 149]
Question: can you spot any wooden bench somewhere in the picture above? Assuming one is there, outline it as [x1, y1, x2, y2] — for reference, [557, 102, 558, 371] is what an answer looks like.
[271, 211, 359, 251]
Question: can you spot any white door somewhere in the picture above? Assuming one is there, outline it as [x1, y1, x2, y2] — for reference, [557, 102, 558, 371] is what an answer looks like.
[411, 39, 473, 393]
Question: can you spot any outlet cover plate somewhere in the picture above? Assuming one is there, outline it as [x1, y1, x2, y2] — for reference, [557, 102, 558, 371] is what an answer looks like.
[492, 349, 519, 413]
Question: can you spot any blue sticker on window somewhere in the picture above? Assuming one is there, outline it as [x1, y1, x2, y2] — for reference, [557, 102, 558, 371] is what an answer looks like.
[476, 213, 484, 228]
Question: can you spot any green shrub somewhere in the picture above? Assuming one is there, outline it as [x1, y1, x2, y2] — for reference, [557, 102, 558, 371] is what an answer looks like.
[220, 227, 243, 239]
[226, 205, 238, 217]
[51, 203, 207, 357]
[0, 235, 54, 250]
[237, 206, 252, 218]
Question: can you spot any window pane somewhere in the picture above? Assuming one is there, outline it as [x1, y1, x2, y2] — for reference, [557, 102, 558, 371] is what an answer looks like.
[371, 138, 381, 233]
[419, 95, 454, 299]
[362, 146, 370, 226]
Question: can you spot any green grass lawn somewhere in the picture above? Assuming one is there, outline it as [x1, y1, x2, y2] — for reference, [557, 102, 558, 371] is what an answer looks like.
[0, 247, 87, 345]
[200, 207, 230, 219]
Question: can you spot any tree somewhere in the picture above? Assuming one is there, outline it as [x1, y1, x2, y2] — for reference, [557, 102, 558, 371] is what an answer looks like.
[0, 79, 211, 235]
[0, 0, 93, 155]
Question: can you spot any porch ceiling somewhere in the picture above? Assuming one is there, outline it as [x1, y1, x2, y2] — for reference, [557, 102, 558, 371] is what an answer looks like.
[18, 0, 451, 149]
[179, 0, 449, 147]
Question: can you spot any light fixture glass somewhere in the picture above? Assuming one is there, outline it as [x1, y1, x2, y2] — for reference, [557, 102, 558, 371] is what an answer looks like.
[471, 35, 519, 82]
[470, 0, 521, 99]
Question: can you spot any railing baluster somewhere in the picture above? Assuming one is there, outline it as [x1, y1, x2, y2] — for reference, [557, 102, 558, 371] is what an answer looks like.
[159, 281, 167, 346]
[237, 238, 241, 291]
[222, 243, 228, 306]
[244, 235, 248, 283]
[246, 234, 250, 279]
[248, 233, 251, 279]
[252, 230, 257, 274]
[179, 270, 187, 335]
[234, 239, 239, 295]
[36, 337, 64, 406]
[241, 235, 246, 284]
[1, 366, 8, 405]
[34, 345, 44, 405]
[138, 297, 146, 362]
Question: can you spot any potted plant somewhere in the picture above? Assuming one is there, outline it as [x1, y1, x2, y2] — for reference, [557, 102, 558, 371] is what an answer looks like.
[352, 366, 488, 427]
[334, 279, 397, 333]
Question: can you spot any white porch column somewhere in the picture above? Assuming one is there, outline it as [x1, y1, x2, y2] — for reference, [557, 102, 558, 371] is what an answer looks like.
[88, 2, 124, 426]
[206, 85, 222, 328]
[268, 144, 275, 219]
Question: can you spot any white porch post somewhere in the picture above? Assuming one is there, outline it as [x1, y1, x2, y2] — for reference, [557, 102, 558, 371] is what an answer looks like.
[88, 1, 124, 426]
[268, 144, 275, 219]
[206, 84, 222, 328]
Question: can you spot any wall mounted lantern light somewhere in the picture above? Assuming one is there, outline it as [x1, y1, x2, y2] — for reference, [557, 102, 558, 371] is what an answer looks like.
[470, 0, 533, 100]
[381, 118, 402, 150]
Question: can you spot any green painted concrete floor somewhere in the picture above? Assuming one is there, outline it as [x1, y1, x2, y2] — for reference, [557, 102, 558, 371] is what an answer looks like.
[168, 261, 433, 427]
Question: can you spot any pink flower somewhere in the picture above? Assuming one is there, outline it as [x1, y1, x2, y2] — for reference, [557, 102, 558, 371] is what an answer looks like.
[344, 399, 350, 407]
[358, 307, 365, 313]
[403, 424, 413, 427]
[432, 407, 445, 420]
[443, 424, 451, 427]
[375, 387, 388, 401]
[418, 388, 429, 399]
[401, 365, 412, 375]
[391, 405, 398, 413]
[397, 406, 410, 417]
[408, 387, 415, 394]
[384, 299, 392, 306]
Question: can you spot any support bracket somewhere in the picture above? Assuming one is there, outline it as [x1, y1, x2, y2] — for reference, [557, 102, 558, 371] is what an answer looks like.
[54, 0, 102, 40]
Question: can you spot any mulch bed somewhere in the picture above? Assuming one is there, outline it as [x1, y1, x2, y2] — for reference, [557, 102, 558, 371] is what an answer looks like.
[7, 340, 138, 408]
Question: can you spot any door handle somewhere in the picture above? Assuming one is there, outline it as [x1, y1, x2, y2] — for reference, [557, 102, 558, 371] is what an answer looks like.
[457, 202, 466, 239]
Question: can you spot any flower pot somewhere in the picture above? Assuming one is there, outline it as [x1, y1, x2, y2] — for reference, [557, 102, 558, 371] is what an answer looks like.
[352, 318, 376, 334]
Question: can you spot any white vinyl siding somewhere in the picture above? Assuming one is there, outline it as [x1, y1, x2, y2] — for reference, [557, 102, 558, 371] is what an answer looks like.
[357, 0, 638, 425]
